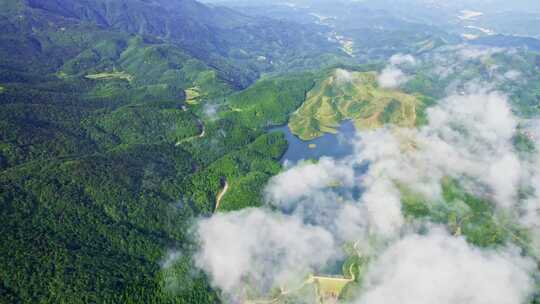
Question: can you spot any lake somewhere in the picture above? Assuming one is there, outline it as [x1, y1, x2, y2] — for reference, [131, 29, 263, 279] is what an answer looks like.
[270, 120, 357, 164]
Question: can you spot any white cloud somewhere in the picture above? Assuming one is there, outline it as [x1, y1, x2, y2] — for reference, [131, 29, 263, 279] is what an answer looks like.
[194, 208, 337, 299]
[517, 119, 540, 257]
[377, 53, 416, 89]
[355, 228, 535, 304]
[377, 66, 410, 89]
[264, 157, 354, 208]
[390, 53, 416, 66]
[353, 92, 520, 209]
[361, 178, 404, 237]
[203, 103, 219, 121]
[422, 93, 519, 207]
[161, 250, 182, 269]
[192, 87, 539, 302]
[335, 68, 354, 84]
[504, 70, 522, 81]
[458, 45, 503, 60]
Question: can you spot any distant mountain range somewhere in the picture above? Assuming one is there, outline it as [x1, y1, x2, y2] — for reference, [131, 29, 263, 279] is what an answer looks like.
[1, 0, 344, 88]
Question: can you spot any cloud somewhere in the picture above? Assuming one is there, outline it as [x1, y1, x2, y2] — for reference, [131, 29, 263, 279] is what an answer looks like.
[458, 45, 503, 60]
[192, 86, 539, 301]
[422, 92, 519, 207]
[268, 90, 527, 239]
[389, 53, 416, 66]
[377, 53, 416, 89]
[161, 250, 182, 269]
[504, 70, 522, 81]
[335, 68, 354, 84]
[203, 103, 219, 121]
[360, 177, 404, 238]
[355, 228, 535, 304]
[264, 157, 355, 208]
[517, 119, 540, 256]
[377, 66, 410, 89]
[353, 92, 520, 209]
[194, 208, 337, 300]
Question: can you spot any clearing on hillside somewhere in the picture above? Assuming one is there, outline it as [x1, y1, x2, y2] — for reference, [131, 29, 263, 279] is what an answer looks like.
[289, 69, 421, 140]
[312, 275, 353, 304]
[185, 87, 202, 104]
[85, 71, 134, 82]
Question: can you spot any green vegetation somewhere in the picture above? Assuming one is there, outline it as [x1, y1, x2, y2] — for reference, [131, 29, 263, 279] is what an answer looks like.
[85, 71, 134, 82]
[289, 69, 422, 140]
[514, 131, 537, 154]
[400, 178, 530, 249]
[185, 87, 202, 104]
[313, 276, 352, 303]
[339, 254, 368, 301]
[404, 49, 540, 116]
[0, 0, 315, 301]
[2, 0, 540, 302]
[86, 104, 201, 147]
[0, 144, 213, 303]
[225, 73, 316, 129]
[186, 132, 287, 214]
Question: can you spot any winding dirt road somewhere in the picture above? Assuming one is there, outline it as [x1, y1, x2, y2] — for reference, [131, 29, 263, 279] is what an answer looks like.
[175, 118, 205, 146]
[214, 180, 229, 212]
[198, 120, 206, 138]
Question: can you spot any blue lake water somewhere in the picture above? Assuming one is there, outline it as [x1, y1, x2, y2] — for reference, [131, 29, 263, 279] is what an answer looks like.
[270, 120, 357, 164]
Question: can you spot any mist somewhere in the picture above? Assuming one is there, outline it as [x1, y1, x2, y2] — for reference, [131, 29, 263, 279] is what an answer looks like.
[193, 60, 540, 301]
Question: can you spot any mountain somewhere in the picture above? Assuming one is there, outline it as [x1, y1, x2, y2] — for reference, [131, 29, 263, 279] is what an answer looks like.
[0, 0, 341, 302]
[470, 34, 540, 51]
[288, 69, 423, 140]
[4, 0, 343, 87]
[3, 0, 539, 303]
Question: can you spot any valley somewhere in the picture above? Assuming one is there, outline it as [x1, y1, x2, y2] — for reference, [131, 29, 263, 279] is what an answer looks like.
[1, 0, 540, 303]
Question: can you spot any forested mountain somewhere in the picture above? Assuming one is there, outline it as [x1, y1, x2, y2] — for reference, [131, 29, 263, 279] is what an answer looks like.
[2, 0, 344, 87]
[2, 0, 540, 303]
[0, 0, 340, 302]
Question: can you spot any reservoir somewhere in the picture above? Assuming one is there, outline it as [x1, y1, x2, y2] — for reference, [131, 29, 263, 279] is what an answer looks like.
[271, 120, 357, 164]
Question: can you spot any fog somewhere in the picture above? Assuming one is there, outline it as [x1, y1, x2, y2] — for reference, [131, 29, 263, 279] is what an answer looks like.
[202, 0, 540, 11]
[188, 46, 540, 302]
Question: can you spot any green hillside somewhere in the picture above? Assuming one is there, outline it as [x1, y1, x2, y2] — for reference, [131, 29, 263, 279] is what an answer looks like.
[2, 0, 540, 303]
[13, 0, 346, 87]
[0, 0, 305, 302]
[224, 73, 316, 129]
[289, 69, 422, 140]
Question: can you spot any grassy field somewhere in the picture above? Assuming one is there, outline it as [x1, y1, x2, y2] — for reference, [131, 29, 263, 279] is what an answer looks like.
[289, 69, 421, 140]
[246, 273, 353, 304]
[85, 71, 134, 82]
[312, 275, 352, 303]
[185, 87, 202, 104]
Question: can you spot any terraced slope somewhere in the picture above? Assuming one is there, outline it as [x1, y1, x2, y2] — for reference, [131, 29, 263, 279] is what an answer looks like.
[289, 69, 421, 140]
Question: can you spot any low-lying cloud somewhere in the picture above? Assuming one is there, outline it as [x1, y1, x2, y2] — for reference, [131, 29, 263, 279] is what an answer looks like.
[192, 85, 539, 301]
[377, 66, 410, 89]
[377, 53, 416, 89]
[356, 228, 535, 304]
[194, 208, 337, 300]
[335, 68, 354, 84]
[265, 157, 355, 208]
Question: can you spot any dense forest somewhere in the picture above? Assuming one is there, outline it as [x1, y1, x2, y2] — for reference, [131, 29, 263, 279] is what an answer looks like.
[2, 0, 540, 303]
[0, 0, 331, 302]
